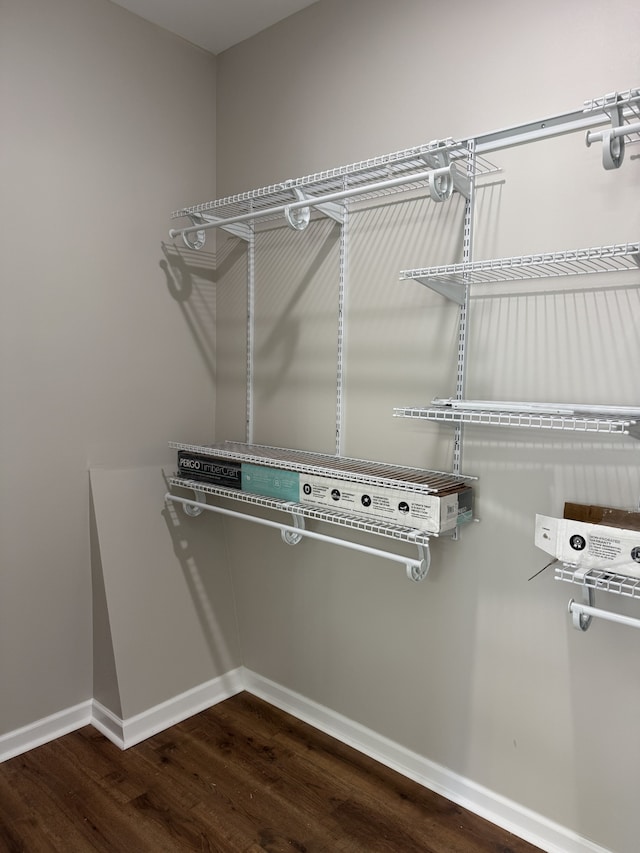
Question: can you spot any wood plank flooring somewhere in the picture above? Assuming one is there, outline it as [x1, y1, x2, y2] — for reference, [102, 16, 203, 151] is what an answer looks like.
[0, 692, 542, 852]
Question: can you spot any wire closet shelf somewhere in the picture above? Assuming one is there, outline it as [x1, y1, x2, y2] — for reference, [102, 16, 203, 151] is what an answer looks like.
[399, 242, 640, 288]
[555, 564, 640, 600]
[168, 441, 476, 496]
[168, 476, 434, 548]
[169, 138, 499, 240]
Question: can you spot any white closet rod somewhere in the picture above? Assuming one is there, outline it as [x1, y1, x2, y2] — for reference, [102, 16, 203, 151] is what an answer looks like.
[568, 599, 640, 631]
[165, 493, 430, 580]
[169, 165, 456, 240]
[586, 120, 640, 145]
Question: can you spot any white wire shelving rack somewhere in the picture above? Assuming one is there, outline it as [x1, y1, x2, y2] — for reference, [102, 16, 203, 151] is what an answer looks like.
[166, 442, 476, 581]
[167, 85, 640, 589]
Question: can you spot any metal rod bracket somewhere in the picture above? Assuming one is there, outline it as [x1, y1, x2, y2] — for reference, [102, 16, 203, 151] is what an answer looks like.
[183, 488, 207, 516]
[281, 512, 305, 545]
[407, 543, 430, 582]
[585, 93, 626, 169]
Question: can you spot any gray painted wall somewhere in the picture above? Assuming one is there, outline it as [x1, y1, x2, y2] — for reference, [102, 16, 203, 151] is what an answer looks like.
[1, 0, 233, 731]
[214, 1, 640, 851]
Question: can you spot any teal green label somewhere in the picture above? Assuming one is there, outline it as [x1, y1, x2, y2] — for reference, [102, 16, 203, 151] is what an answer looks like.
[241, 463, 300, 502]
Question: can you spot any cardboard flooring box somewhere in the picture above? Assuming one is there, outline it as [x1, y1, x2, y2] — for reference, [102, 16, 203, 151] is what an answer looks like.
[535, 504, 640, 579]
[299, 472, 473, 535]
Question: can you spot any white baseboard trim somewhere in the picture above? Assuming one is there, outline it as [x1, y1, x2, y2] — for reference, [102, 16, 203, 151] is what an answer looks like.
[242, 669, 611, 853]
[0, 700, 92, 763]
[94, 666, 245, 750]
[0, 667, 611, 853]
[1, 668, 244, 762]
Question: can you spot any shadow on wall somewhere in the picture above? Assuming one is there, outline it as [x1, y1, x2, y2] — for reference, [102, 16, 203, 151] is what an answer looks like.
[161, 470, 240, 674]
[160, 240, 220, 384]
[255, 219, 341, 401]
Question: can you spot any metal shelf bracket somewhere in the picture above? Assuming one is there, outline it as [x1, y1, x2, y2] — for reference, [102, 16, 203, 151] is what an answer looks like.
[182, 487, 208, 516]
[181, 213, 252, 248]
[410, 275, 467, 305]
[281, 511, 305, 545]
[421, 149, 470, 200]
[568, 571, 595, 631]
[408, 543, 430, 582]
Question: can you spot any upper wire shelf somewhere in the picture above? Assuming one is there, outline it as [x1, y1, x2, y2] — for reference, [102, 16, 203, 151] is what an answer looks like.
[170, 139, 499, 224]
[393, 403, 640, 439]
[169, 441, 475, 495]
[400, 242, 640, 290]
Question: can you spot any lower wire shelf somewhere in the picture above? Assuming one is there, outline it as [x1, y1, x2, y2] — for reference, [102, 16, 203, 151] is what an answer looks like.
[554, 563, 640, 599]
[554, 563, 640, 631]
[167, 476, 436, 582]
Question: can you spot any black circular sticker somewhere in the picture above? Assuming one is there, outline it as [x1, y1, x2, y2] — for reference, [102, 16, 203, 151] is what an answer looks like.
[569, 534, 586, 551]
[631, 546, 640, 564]
[361, 494, 372, 507]
[303, 483, 312, 495]
[398, 501, 410, 514]
[331, 489, 341, 501]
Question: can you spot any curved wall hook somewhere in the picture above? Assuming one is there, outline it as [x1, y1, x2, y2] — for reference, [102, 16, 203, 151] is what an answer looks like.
[569, 598, 592, 631]
[182, 215, 207, 249]
[281, 512, 305, 545]
[585, 96, 626, 170]
[568, 582, 594, 631]
[183, 488, 207, 516]
[407, 543, 430, 582]
[284, 186, 311, 231]
[429, 162, 456, 203]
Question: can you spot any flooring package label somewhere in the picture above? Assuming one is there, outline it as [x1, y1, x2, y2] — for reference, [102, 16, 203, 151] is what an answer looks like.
[300, 473, 472, 535]
[177, 451, 242, 489]
[240, 464, 300, 502]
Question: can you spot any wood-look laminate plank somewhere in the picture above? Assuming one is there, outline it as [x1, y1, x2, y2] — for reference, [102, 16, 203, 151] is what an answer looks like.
[0, 692, 543, 852]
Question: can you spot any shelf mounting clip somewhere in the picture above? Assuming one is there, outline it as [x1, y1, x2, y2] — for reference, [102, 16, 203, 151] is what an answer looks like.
[568, 569, 594, 631]
[182, 487, 208, 517]
[407, 542, 430, 582]
[283, 182, 345, 230]
[281, 510, 305, 545]
[585, 92, 628, 170]
[420, 146, 470, 201]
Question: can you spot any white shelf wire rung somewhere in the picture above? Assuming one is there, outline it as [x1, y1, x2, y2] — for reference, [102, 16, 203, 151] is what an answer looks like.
[169, 441, 475, 495]
[555, 564, 640, 599]
[400, 242, 640, 289]
[170, 140, 500, 224]
[169, 477, 434, 546]
[393, 406, 640, 437]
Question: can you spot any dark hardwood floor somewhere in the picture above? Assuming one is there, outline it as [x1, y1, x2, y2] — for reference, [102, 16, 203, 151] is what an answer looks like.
[0, 692, 542, 852]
